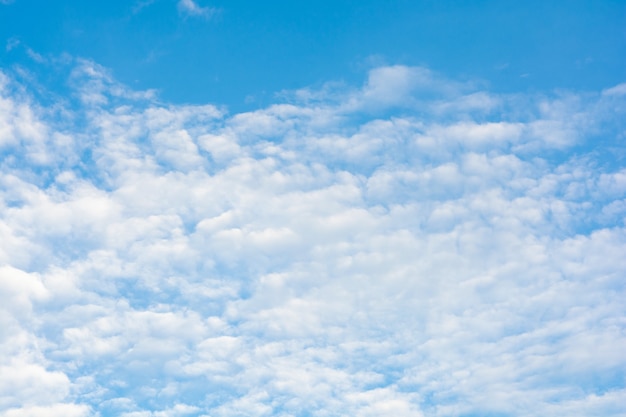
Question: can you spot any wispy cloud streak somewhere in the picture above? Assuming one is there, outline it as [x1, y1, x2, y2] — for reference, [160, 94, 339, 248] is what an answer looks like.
[177, 0, 217, 18]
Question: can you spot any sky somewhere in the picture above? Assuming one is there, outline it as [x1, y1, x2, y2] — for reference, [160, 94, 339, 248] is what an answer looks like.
[0, 1, 625, 417]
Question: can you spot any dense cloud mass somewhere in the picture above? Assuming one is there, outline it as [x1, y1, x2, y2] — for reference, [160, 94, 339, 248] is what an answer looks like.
[1, 59, 625, 417]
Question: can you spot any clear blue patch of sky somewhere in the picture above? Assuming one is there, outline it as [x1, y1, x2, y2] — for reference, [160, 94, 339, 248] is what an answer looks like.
[1, 0, 625, 112]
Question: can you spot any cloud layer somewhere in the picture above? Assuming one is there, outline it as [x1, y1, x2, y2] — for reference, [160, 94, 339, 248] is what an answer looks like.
[1, 59, 625, 417]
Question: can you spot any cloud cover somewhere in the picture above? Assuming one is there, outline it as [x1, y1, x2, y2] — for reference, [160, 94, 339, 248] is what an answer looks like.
[0, 59, 625, 416]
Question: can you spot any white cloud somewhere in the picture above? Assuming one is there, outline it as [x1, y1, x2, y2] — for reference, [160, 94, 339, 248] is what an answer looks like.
[602, 83, 626, 96]
[0, 404, 91, 417]
[0, 362, 70, 409]
[0, 60, 625, 416]
[177, 0, 217, 18]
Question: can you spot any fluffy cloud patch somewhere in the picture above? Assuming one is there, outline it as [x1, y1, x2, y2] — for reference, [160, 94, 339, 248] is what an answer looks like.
[0, 61, 625, 416]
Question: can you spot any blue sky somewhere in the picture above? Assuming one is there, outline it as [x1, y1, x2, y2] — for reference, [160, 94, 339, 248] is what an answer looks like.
[2, 0, 625, 108]
[1, 1, 626, 417]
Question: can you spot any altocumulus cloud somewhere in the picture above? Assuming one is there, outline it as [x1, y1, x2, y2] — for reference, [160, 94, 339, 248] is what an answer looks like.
[1, 58, 625, 417]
